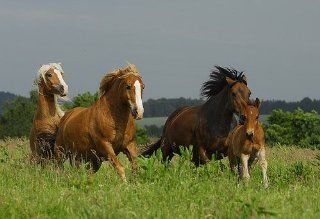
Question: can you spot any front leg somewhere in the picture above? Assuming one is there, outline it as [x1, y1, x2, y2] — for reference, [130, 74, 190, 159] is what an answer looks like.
[124, 141, 139, 174]
[258, 147, 268, 188]
[240, 154, 250, 180]
[95, 139, 126, 182]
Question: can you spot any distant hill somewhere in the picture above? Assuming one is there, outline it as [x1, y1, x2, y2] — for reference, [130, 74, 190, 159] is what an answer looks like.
[0, 91, 17, 113]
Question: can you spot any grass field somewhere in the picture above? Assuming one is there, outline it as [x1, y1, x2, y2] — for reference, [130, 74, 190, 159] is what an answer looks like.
[0, 138, 320, 218]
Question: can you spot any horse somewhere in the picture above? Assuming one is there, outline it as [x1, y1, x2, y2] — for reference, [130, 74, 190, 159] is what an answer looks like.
[226, 98, 268, 188]
[30, 63, 69, 161]
[140, 66, 251, 165]
[55, 64, 144, 181]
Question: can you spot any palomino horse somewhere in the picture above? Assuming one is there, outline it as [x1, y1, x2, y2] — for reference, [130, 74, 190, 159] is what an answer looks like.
[226, 98, 268, 188]
[141, 66, 251, 165]
[30, 63, 69, 161]
[55, 64, 144, 181]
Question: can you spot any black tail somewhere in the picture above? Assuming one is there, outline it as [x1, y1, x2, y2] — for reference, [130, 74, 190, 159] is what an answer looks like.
[139, 139, 162, 157]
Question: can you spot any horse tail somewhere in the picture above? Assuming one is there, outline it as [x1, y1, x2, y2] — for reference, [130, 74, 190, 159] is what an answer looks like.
[139, 138, 162, 157]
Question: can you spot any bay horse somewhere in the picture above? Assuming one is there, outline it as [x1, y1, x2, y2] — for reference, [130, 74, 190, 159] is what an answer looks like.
[141, 66, 251, 165]
[55, 64, 144, 181]
[226, 98, 268, 188]
[30, 63, 69, 161]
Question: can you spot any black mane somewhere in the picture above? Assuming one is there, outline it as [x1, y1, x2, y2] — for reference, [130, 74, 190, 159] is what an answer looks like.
[201, 66, 247, 99]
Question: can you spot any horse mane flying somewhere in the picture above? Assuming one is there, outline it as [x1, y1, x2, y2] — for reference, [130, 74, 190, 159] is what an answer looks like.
[201, 66, 247, 99]
[99, 63, 141, 96]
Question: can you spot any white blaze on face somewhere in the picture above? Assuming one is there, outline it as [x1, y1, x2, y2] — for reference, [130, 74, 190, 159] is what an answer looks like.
[54, 69, 69, 96]
[134, 80, 144, 118]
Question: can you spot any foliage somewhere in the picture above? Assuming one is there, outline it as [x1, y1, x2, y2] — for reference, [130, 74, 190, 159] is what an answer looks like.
[0, 139, 320, 218]
[0, 91, 17, 114]
[62, 92, 99, 110]
[135, 126, 149, 145]
[0, 91, 37, 139]
[265, 108, 320, 148]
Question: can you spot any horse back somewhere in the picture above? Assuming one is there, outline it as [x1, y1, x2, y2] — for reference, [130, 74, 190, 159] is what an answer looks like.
[162, 106, 200, 147]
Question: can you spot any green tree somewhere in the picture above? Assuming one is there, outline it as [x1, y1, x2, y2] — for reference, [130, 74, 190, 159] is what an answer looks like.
[62, 92, 99, 110]
[0, 91, 37, 138]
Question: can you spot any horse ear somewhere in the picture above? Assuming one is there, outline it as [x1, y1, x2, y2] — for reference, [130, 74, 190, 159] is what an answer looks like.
[226, 77, 235, 85]
[255, 98, 261, 109]
[242, 74, 247, 83]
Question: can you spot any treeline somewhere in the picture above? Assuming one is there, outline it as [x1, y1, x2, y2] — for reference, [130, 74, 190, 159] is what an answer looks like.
[0, 92, 17, 114]
[1, 91, 320, 117]
[143, 97, 320, 117]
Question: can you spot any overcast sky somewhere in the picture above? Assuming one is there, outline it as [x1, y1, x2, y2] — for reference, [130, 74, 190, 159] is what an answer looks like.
[0, 0, 319, 101]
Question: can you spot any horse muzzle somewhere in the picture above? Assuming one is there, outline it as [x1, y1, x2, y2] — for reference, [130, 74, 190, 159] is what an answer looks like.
[54, 84, 68, 97]
[246, 130, 254, 142]
[130, 106, 143, 120]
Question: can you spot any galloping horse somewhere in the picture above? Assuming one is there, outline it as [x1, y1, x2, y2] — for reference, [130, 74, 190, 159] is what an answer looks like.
[226, 98, 268, 188]
[30, 63, 69, 161]
[55, 64, 144, 181]
[141, 66, 251, 165]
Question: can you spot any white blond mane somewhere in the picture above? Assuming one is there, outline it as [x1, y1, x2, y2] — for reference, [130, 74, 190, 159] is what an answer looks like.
[36, 62, 66, 117]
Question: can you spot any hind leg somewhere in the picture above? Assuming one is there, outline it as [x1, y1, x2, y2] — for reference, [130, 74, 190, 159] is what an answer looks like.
[161, 139, 175, 162]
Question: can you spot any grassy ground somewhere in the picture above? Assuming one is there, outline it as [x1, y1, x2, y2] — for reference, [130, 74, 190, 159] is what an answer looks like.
[0, 138, 319, 219]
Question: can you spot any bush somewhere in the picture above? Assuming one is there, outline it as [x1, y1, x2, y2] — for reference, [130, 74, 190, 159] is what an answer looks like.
[135, 125, 149, 145]
[265, 108, 320, 148]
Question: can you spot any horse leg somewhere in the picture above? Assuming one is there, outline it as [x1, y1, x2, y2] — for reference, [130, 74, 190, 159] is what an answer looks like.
[53, 144, 65, 169]
[161, 143, 174, 162]
[98, 140, 126, 182]
[228, 153, 237, 174]
[240, 154, 250, 181]
[199, 146, 210, 165]
[258, 147, 268, 188]
[124, 142, 138, 174]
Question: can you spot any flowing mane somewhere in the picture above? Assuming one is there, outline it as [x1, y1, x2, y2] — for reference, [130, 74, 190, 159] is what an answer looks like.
[201, 66, 247, 99]
[99, 63, 140, 96]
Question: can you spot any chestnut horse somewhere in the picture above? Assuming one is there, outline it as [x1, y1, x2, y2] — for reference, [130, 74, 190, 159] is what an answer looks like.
[226, 98, 268, 188]
[141, 66, 251, 165]
[55, 64, 144, 181]
[30, 63, 69, 161]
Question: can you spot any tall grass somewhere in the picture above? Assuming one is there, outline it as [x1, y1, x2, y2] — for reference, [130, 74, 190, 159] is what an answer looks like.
[0, 139, 319, 218]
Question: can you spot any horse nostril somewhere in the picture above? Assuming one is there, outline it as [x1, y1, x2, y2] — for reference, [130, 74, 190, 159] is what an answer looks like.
[246, 131, 254, 139]
[131, 107, 138, 118]
[58, 85, 64, 93]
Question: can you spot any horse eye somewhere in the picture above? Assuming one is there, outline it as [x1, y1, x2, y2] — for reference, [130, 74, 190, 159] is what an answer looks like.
[126, 85, 131, 90]
[47, 73, 52, 78]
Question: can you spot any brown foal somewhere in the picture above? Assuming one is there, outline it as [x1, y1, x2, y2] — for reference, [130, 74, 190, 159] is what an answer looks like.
[226, 98, 268, 188]
[55, 64, 144, 181]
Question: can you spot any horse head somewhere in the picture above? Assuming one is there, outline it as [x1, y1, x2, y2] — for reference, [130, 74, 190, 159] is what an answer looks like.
[100, 63, 145, 120]
[37, 63, 69, 97]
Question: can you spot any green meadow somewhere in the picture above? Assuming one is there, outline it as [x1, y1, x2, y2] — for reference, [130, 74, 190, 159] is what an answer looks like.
[0, 138, 319, 218]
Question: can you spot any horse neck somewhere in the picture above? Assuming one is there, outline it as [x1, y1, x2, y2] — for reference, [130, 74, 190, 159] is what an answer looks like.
[201, 87, 234, 137]
[98, 89, 133, 125]
[36, 85, 63, 118]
